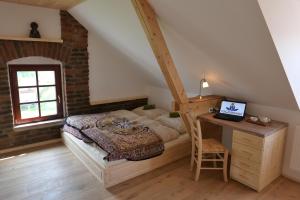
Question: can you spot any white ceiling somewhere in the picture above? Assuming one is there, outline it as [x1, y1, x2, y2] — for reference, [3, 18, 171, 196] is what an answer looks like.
[70, 0, 298, 110]
[149, 0, 297, 109]
[258, 0, 300, 108]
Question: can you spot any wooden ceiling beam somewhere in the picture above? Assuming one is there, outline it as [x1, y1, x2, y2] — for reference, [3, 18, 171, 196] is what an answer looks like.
[132, 0, 188, 104]
[132, 0, 224, 134]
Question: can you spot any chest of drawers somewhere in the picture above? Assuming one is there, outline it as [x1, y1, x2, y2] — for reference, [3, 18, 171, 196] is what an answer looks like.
[230, 128, 286, 191]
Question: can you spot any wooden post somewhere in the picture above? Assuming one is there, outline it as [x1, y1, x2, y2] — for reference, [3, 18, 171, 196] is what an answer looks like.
[132, 0, 188, 104]
[132, 0, 221, 133]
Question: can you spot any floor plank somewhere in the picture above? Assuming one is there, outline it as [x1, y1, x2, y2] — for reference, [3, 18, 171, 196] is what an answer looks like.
[0, 144, 299, 200]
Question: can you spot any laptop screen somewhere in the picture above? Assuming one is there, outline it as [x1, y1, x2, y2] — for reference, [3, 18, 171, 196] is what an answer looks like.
[219, 100, 246, 117]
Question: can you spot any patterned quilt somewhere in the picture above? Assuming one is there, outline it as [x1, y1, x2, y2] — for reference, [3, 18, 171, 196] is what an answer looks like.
[64, 114, 164, 161]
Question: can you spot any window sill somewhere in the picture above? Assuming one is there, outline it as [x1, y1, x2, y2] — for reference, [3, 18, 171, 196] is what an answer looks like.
[14, 119, 64, 132]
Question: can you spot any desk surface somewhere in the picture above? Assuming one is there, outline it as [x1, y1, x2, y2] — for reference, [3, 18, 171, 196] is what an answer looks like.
[198, 113, 288, 138]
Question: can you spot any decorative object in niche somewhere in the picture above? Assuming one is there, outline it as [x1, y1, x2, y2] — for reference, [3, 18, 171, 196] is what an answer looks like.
[29, 22, 41, 38]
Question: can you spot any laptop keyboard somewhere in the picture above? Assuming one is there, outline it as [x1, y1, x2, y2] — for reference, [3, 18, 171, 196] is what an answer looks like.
[214, 113, 243, 122]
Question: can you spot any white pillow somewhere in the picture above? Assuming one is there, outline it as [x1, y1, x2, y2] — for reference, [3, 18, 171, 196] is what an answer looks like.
[131, 116, 150, 124]
[132, 106, 168, 119]
[156, 114, 186, 134]
[140, 119, 180, 143]
[109, 110, 140, 121]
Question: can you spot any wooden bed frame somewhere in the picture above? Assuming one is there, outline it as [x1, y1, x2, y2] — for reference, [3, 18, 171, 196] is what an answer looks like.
[62, 131, 191, 188]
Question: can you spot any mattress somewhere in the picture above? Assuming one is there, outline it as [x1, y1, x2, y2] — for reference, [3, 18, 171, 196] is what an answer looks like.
[63, 109, 188, 164]
[63, 131, 190, 168]
[63, 131, 126, 167]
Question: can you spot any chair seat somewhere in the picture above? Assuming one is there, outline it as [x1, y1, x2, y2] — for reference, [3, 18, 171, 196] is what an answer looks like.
[202, 138, 226, 153]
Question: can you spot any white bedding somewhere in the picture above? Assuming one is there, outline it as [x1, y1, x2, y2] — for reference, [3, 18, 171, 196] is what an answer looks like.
[132, 107, 168, 119]
[64, 109, 187, 165]
[63, 130, 189, 167]
[133, 116, 180, 143]
[110, 109, 140, 120]
[156, 114, 186, 134]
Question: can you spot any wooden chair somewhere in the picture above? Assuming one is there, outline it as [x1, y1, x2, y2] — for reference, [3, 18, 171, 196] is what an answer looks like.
[186, 112, 229, 182]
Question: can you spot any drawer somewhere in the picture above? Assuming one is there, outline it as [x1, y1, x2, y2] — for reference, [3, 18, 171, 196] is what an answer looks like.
[231, 156, 261, 174]
[231, 166, 259, 190]
[232, 142, 262, 164]
[233, 130, 264, 149]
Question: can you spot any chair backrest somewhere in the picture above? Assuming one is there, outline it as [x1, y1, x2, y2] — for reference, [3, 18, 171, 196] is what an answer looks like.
[185, 112, 202, 146]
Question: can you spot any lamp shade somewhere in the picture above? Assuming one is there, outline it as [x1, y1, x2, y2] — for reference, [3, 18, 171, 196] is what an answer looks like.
[201, 79, 209, 88]
[202, 80, 209, 88]
[199, 78, 209, 98]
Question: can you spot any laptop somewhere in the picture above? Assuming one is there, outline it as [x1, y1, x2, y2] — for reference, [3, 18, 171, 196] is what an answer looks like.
[214, 100, 247, 122]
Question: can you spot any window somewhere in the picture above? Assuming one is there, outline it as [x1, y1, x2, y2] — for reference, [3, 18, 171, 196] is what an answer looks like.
[9, 65, 63, 125]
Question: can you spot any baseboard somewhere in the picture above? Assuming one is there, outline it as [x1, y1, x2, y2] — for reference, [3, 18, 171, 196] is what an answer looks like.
[0, 138, 62, 155]
[283, 170, 300, 183]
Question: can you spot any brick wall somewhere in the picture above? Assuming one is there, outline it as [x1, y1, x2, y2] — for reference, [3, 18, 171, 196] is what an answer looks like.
[0, 11, 147, 150]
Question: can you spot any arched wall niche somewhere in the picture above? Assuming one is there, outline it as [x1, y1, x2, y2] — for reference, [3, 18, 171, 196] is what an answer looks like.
[7, 56, 67, 117]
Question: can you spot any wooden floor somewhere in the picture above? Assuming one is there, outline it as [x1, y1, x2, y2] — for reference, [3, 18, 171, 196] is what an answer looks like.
[0, 144, 300, 200]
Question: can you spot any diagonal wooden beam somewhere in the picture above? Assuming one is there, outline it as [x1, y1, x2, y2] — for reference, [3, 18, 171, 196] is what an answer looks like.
[132, 0, 188, 104]
[132, 0, 222, 134]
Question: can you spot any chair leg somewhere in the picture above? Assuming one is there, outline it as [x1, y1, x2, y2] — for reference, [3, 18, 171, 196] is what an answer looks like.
[223, 150, 229, 182]
[190, 138, 195, 171]
[194, 153, 202, 181]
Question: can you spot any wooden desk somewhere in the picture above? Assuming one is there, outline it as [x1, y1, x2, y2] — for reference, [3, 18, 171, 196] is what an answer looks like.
[198, 113, 288, 192]
[199, 113, 288, 137]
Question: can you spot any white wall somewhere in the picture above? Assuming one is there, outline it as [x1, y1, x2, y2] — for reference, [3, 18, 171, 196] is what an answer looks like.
[146, 85, 202, 111]
[0, 1, 61, 40]
[258, 0, 300, 108]
[69, 1, 154, 103]
[69, 0, 163, 88]
[88, 30, 150, 103]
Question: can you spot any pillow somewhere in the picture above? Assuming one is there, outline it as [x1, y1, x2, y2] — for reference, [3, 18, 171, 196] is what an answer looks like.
[132, 106, 168, 119]
[156, 114, 186, 134]
[131, 116, 150, 124]
[140, 119, 180, 143]
[143, 104, 156, 110]
[109, 110, 140, 121]
[169, 111, 180, 118]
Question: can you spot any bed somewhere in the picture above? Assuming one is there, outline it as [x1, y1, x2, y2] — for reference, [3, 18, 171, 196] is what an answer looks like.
[62, 108, 191, 188]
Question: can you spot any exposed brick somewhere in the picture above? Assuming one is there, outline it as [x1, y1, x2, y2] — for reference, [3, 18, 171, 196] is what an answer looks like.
[0, 10, 147, 150]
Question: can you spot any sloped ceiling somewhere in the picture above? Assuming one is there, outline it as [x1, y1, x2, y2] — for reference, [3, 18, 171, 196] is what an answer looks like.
[258, 0, 300, 108]
[69, 0, 165, 88]
[70, 0, 298, 110]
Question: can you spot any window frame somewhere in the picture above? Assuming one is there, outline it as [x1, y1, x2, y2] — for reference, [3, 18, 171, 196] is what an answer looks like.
[9, 64, 64, 125]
